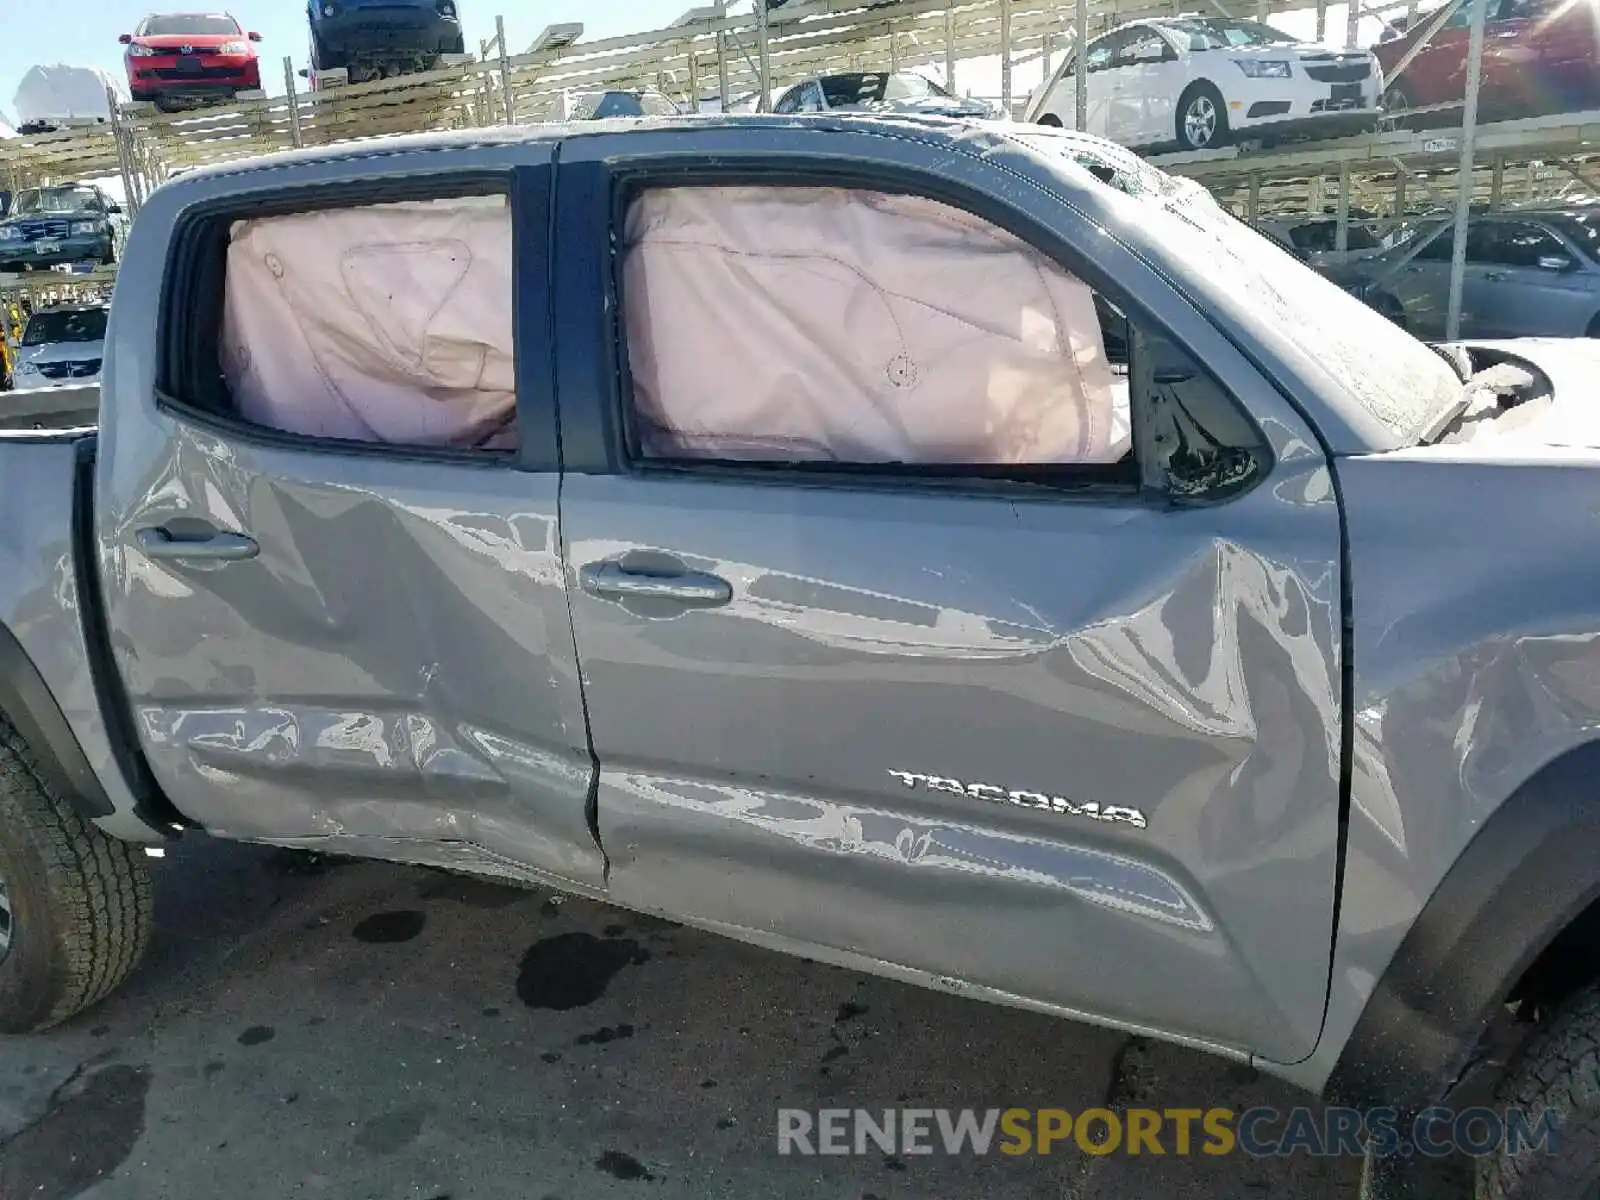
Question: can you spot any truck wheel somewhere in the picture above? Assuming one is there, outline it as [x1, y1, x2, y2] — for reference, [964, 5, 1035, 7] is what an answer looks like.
[0, 718, 153, 1033]
[1036, 112, 1063, 127]
[1479, 983, 1600, 1199]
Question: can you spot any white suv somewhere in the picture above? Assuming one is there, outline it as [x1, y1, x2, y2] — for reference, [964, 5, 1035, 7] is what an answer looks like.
[1026, 16, 1381, 152]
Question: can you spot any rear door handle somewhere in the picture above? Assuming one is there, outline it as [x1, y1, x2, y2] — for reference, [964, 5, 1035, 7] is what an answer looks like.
[136, 526, 260, 562]
[579, 560, 732, 608]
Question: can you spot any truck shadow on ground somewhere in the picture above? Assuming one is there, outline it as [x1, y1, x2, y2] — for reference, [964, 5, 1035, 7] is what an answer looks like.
[0, 836, 1468, 1200]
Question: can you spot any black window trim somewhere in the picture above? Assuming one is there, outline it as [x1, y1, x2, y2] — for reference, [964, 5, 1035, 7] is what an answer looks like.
[550, 150, 1276, 509]
[154, 163, 560, 474]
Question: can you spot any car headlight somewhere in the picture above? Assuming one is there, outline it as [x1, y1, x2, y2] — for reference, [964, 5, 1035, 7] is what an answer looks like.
[437, 0, 457, 16]
[71, 221, 100, 235]
[1235, 59, 1292, 79]
[15, 363, 38, 375]
[322, 3, 337, 16]
[218, 40, 250, 55]
[0, 228, 19, 242]
[128, 43, 158, 57]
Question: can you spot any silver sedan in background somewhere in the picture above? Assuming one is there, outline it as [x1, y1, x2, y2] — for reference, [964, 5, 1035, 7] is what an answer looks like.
[1332, 206, 1600, 339]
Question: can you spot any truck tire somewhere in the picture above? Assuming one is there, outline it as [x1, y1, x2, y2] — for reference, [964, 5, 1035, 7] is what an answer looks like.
[1478, 983, 1600, 1199]
[0, 717, 152, 1033]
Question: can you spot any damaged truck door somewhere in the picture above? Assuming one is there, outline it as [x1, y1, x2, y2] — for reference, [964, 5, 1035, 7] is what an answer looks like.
[91, 149, 605, 889]
[551, 126, 1346, 1064]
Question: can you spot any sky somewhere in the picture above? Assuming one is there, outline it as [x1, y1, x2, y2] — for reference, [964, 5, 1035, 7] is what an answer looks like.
[0, 0, 698, 124]
[0, 0, 1382, 129]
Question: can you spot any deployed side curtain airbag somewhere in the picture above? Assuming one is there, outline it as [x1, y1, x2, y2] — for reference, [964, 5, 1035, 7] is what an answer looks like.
[220, 195, 516, 448]
[621, 185, 1127, 464]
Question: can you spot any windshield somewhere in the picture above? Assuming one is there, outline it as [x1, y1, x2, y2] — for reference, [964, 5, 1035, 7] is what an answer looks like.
[1549, 212, 1600, 263]
[13, 187, 101, 216]
[22, 308, 107, 346]
[1162, 18, 1298, 48]
[1010, 130, 1460, 446]
[820, 73, 954, 106]
[137, 14, 241, 36]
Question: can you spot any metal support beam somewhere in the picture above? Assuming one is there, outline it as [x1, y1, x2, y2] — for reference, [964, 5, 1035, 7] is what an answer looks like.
[687, 45, 700, 111]
[945, 0, 957, 91]
[1247, 172, 1261, 222]
[1316, 0, 1327, 41]
[105, 84, 140, 216]
[283, 57, 304, 148]
[496, 15, 515, 124]
[1075, 0, 1089, 131]
[1042, 32, 1053, 79]
[1395, 170, 1407, 217]
[1346, 0, 1361, 47]
[1000, 0, 1013, 111]
[716, 0, 730, 111]
[1446, 0, 1489, 340]
[1336, 162, 1351, 251]
[756, 0, 772, 112]
[1490, 155, 1503, 209]
[890, 24, 900, 72]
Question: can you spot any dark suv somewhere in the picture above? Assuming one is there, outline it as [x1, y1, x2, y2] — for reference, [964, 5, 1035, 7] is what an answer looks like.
[0, 184, 121, 273]
[308, 0, 465, 84]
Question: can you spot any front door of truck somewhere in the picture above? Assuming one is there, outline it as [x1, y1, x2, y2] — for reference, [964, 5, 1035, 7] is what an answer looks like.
[92, 150, 605, 889]
[551, 125, 1346, 1064]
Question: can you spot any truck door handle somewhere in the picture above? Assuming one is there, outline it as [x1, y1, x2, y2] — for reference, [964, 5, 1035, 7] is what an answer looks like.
[579, 560, 732, 608]
[136, 526, 260, 561]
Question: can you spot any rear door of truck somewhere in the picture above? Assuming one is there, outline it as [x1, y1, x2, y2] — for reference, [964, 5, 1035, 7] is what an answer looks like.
[548, 123, 1347, 1064]
[90, 142, 605, 889]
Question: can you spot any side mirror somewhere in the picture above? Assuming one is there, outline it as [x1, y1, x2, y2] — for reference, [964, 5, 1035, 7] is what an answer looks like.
[298, 68, 309, 78]
[1538, 254, 1574, 272]
[119, 33, 133, 44]
[248, 31, 262, 41]
[106, 202, 123, 215]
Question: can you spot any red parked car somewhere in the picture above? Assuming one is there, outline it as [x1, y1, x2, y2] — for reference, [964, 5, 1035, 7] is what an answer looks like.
[1373, 0, 1599, 124]
[120, 11, 263, 112]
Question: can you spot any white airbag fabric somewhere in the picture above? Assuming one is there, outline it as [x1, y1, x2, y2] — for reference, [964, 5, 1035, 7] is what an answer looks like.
[622, 186, 1126, 464]
[221, 196, 516, 448]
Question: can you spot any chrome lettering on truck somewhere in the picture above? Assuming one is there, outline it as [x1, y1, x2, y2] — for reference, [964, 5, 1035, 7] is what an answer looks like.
[886, 771, 1149, 830]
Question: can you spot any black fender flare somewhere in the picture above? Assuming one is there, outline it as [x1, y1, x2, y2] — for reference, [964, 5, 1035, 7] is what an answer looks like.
[0, 620, 115, 821]
[1326, 740, 1600, 1109]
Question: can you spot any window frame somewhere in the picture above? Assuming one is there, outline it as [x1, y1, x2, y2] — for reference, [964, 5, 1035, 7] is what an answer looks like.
[154, 164, 559, 473]
[1086, 30, 1133, 73]
[1474, 220, 1568, 269]
[551, 151, 1276, 509]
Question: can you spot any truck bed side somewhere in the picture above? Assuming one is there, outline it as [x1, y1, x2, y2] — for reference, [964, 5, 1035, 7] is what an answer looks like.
[0, 432, 167, 841]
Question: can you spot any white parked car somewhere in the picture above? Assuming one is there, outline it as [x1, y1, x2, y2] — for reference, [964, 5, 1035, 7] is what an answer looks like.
[10, 303, 107, 390]
[1025, 16, 1381, 151]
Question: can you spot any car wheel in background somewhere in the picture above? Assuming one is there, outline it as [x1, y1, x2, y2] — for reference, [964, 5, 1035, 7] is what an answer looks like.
[1036, 112, 1063, 127]
[1380, 78, 1415, 130]
[1176, 83, 1228, 151]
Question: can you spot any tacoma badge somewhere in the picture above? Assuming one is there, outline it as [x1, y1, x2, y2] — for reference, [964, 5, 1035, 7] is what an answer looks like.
[887, 770, 1148, 829]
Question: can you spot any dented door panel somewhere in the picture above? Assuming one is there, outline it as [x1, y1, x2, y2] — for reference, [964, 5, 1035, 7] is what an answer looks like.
[565, 455, 1343, 1060]
[99, 423, 602, 885]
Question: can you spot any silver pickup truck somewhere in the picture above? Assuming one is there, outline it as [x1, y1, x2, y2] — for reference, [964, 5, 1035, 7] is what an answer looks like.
[1, 115, 1598, 1199]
